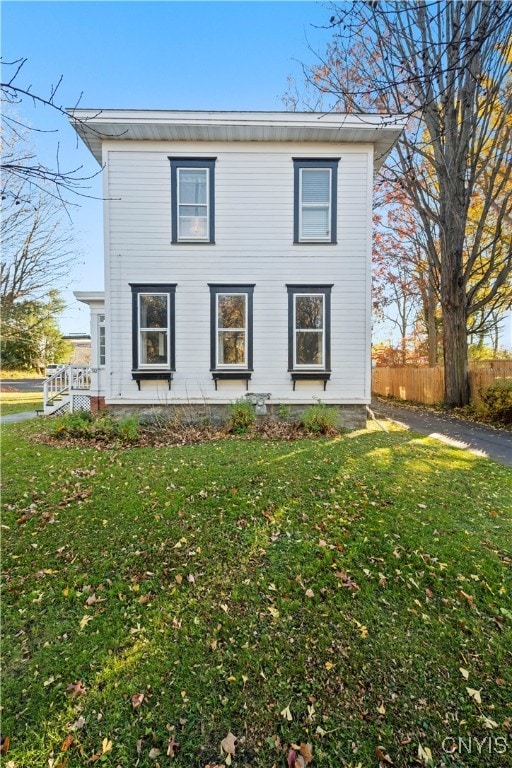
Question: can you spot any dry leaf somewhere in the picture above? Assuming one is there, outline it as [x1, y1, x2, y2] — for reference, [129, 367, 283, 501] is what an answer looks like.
[79, 615, 93, 630]
[377, 703, 386, 714]
[0, 737, 10, 756]
[459, 667, 470, 680]
[175, 574, 183, 584]
[466, 687, 482, 704]
[375, 746, 393, 764]
[417, 744, 432, 764]
[66, 681, 86, 698]
[287, 748, 297, 768]
[72, 716, 86, 730]
[61, 735, 75, 752]
[101, 739, 112, 755]
[280, 704, 293, 721]
[131, 693, 145, 709]
[167, 736, 180, 757]
[220, 731, 237, 757]
[149, 747, 161, 759]
[300, 742, 313, 765]
[458, 589, 474, 607]
[187, 573, 195, 583]
[305, 588, 314, 598]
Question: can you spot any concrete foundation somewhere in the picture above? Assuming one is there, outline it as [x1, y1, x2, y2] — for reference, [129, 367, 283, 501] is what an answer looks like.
[107, 402, 367, 431]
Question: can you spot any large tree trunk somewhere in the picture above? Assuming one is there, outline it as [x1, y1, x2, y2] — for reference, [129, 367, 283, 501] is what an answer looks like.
[441, 246, 470, 406]
[426, 281, 438, 367]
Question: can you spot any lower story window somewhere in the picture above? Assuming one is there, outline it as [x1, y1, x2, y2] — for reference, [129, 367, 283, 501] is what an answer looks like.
[209, 284, 254, 370]
[130, 284, 176, 370]
[287, 284, 332, 370]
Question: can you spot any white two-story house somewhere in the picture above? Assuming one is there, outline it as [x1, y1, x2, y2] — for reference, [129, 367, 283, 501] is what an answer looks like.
[48, 110, 404, 427]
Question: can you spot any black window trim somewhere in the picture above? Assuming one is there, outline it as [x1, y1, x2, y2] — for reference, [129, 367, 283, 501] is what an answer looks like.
[293, 158, 339, 244]
[287, 284, 332, 373]
[208, 284, 255, 376]
[169, 157, 216, 244]
[130, 283, 177, 375]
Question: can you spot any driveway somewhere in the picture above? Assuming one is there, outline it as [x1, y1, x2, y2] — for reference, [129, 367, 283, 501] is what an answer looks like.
[371, 398, 512, 468]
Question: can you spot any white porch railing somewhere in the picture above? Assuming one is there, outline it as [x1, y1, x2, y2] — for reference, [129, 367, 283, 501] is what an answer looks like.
[43, 365, 92, 415]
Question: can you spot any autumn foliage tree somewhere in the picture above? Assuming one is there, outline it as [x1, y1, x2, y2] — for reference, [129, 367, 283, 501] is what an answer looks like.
[296, 1, 512, 405]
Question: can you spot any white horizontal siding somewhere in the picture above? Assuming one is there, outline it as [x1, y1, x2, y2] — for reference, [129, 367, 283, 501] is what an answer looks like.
[104, 141, 372, 404]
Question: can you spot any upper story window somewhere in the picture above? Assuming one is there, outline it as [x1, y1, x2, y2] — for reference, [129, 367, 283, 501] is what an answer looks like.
[209, 284, 254, 371]
[130, 284, 176, 371]
[287, 285, 332, 370]
[293, 159, 339, 244]
[98, 314, 106, 367]
[169, 158, 216, 244]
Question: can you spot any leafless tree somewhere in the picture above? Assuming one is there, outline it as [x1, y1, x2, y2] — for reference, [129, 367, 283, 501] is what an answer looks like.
[1, 57, 105, 207]
[295, 1, 512, 406]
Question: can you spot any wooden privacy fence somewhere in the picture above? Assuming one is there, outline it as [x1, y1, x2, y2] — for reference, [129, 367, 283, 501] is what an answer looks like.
[372, 360, 512, 405]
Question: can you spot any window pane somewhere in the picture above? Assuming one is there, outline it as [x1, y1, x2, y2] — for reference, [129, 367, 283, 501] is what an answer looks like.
[218, 295, 246, 329]
[179, 213, 208, 239]
[140, 330, 168, 365]
[99, 325, 106, 366]
[218, 330, 246, 365]
[296, 331, 323, 366]
[140, 295, 167, 328]
[301, 206, 330, 239]
[301, 169, 329, 203]
[296, 295, 323, 329]
[179, 169, 207, 204]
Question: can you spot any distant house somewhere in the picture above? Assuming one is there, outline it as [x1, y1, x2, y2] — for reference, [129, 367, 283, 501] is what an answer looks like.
[43, 110, 405, 423]
[62, 334, 91, 365]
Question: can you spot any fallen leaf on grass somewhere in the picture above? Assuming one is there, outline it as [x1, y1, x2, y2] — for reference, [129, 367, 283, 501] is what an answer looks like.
[220, 731, 237, 763]
[71, 716, 86, 730]
[135, 739, 143, 767]
[375, 746, 393, 764]
[280, 704, 293, 721]
[61, 735, 75, 752]
[1, 736, 10, 756]
[149, 748, 160, 759]
[458, 589, 474, 607]
[480, 715, 499, 729]
[466, 687, 482, 704]
[287, 743, 313, 768]
[459, 667, 470, 680]
[167, 736, 180, 757]
[131, 693, 145, 709]
[66, 681, 86, 698]
[335, 571, 360, 591]
[417, 744, 433, 764]
[79, 615, 93, 630]
[90, 738, 113, 762]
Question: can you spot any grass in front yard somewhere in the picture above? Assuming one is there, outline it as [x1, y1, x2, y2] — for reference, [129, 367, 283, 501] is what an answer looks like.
[1, 421, 511, 767]
[0, 392, 42, 416]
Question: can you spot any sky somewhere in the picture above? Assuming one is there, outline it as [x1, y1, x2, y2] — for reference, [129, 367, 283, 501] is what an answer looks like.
[2, 0, 329, 333]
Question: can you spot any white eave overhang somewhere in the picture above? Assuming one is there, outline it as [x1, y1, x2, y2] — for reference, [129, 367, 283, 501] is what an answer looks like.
[67, 109, 407, 170]
[74, 291, 105, 308]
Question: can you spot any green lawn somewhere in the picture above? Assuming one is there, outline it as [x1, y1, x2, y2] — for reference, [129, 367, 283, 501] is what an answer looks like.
[0, 392, 42, 416]
[1, 420, 511, 768]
